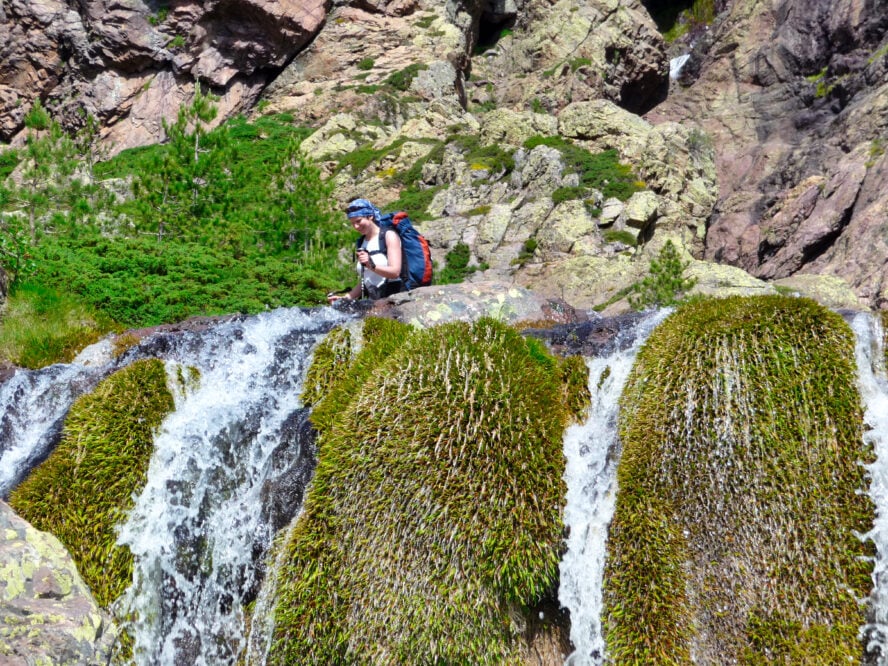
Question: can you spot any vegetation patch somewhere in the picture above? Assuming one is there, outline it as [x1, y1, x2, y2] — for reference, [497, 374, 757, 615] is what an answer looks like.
[0, 281, 115, 368]
[8, 359, 179, 607]
[607, 295, 873, 663]
[602, 229, 637, 246]
[2, 107, 354, 326]
[271, 317, 588, 664]
[628, 239, 696, 309]
[524, 136, 643, 201]
[384, 63, 429, 91]
[436, 242, 477, 284]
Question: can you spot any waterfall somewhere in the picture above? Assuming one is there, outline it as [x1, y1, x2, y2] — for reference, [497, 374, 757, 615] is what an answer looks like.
[0, 359, 110, 497]
[853, 312, 888, 664]
[0, 306, 348, 665]
[113, 307, 346, 666]
[558, 309, 671, 666]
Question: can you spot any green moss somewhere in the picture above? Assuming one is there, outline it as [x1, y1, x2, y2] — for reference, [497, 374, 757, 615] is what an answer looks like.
[305, 317, 412, 433]
[273, 318, 586, 664]
[9, 359, 178, 607]
[300, 325, 354, 408]
[523, 136, 642, 201]
[384, 64, 429, 91]
[607, 296, 873, 663]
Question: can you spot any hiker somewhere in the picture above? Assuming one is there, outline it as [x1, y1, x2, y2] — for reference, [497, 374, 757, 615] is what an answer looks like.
[327, 198, 406, 303]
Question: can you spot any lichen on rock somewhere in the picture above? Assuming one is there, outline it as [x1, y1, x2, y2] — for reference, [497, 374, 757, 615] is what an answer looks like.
[270, 317, 589, 663]
[606, 295, 874, 663]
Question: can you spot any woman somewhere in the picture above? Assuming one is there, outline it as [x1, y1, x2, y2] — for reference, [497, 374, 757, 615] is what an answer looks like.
[327, 199, 404, 303]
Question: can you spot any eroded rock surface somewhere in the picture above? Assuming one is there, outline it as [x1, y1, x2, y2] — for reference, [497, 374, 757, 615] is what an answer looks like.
[0, 0, 327, 152]
[649, 0, 888, 308]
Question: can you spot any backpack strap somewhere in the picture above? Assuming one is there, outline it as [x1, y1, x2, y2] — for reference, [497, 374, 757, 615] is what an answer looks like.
[356, 235, 387, 257]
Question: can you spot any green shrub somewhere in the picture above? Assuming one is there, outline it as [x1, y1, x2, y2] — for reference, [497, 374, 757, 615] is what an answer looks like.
[356, 57, 375, 71]
[512, 237, 538, 267]
[30, 234, 351, 327]
[523, 136, 643, 201]
[272, 318, 587, 664]
[384, 64, 428, 91]
[385, 184, 444, 221]
[436, 242, 474, 284]
[551, 186, 586, 205]
[0, 148, 20, 181]
[9, 359, 179, 607]
[628, 239, 695, 309]
[608, 296, 873, 664]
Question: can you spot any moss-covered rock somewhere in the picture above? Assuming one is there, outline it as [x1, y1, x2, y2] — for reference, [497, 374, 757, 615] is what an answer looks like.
[8, 359, 177, 608]
[270, 317, 588, 664]
[606, 295, 874, 663]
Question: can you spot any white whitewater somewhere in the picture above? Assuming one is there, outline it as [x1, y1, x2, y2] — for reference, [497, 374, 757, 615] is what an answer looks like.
[853, 312, 888, 664]
[115, 306, 345, 665]
[0, 359, 108, 496]
[558, 310, 671, 666]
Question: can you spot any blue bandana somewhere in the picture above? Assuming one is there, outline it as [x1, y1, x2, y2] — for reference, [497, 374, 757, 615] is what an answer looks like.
[346, 198, 381, 221]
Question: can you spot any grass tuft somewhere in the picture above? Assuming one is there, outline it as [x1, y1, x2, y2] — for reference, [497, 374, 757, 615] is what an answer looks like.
[8, 359, 179, 607]
[270, 317, 587, 663]
[0, 282, 115, 368]
[607, 295, 873, 663]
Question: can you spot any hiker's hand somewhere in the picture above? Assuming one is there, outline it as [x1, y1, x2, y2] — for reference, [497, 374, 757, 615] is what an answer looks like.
[357, 250, 372, 268]
[327, 293, 351, 304]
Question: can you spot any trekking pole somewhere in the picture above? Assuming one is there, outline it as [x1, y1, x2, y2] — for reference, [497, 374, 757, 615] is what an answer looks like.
[360, 265, 366, 300]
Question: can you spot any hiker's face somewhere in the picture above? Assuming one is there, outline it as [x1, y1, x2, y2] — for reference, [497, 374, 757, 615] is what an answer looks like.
[350, 215, 375, 235]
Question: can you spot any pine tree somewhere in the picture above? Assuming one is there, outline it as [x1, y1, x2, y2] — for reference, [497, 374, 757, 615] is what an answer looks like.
[629, 239, 697, 309]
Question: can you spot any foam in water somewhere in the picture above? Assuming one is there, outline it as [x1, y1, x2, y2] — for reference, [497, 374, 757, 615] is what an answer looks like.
[116, 307, 345, 665]
[0, 362, 108, 497]
[853, 313, 888, 664]
[558, 310, 671, 666]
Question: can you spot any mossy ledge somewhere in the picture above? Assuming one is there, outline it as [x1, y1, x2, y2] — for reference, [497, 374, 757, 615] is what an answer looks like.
[606, 295, 874, 663]
[9, 359, 178, 608]
[270, 317, 589, 664]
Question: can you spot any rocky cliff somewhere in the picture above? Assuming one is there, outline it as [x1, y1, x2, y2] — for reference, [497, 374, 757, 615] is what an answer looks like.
[2, 0, 887, 310]
[649, 0, 888, 309]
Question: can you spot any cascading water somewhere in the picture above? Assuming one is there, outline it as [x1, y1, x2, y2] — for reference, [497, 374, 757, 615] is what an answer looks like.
[558, 309, 671, 666]
[0, 306, 349, 665]
[114, 307, 347, 665]
[0, 357, 110, 497]
[853, 312, 888, 665]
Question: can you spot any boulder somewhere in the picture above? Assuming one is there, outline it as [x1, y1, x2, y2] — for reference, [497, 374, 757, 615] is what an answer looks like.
[0, 501, 116, 664]
[378, 281, 588, 328]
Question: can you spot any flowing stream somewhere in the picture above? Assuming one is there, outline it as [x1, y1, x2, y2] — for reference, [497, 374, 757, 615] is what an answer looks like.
[8, 305, 888, 664]
[0, 306, 347, 665]
[558, 310, 671, 666]
[853, 312, 888, 665]
[0, 360, 109, 496]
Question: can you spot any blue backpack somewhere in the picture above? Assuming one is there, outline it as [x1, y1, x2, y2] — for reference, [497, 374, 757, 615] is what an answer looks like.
[358, 212, 433, 290]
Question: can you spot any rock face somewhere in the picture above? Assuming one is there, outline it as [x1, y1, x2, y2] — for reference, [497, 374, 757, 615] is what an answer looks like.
[0, 501, 115, 664]
[649, 0, 888, 309]
[0, 0, 327, 152]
